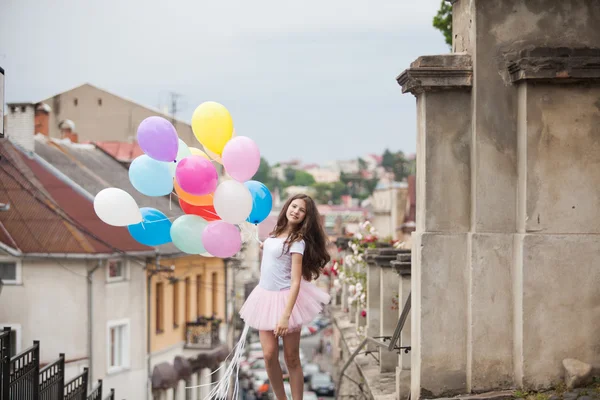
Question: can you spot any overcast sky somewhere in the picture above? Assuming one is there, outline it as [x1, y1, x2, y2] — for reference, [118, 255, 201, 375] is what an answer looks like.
[1, 0, 448, 164]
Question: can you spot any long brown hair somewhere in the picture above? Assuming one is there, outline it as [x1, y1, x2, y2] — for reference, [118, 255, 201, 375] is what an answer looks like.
[271, 194, 331, 281]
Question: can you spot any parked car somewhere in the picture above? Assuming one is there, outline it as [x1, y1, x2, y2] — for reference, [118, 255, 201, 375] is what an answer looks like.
[309, 373, 335, 397]
[252, 369, 270, 392]
[301, 326, 313, 337]
[251, 358, 267, 370]
[303, 363, 320, 382]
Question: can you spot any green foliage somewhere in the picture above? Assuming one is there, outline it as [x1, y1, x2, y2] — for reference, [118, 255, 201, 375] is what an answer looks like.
[433, 0, 453, 47]
[381, 148, 413, 182]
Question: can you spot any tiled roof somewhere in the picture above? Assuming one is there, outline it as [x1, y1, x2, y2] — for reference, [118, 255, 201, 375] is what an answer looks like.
[0, 139, 149, 254]
[34, 136, 183, 255]
[94, 141, 144, 163]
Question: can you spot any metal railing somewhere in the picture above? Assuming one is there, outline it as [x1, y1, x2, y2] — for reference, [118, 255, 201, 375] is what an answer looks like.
[63, 368, 88, 400]
[0, 327, 120, 400]
[1, 327, 10, 400]
[87, 380, 102, 400]
[185, 317, 221, 349]
[10, 341, 40, 399]
[336, 292, 411, 398]
[39, 354, 65, 400]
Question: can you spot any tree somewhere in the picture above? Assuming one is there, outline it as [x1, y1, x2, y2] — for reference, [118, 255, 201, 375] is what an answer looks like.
[358, 157, 368, 172]
[382, 149, 395, 171]
[433, 0, 452, 47]
[292, 170, 316, 187]
[284, 167, 296, 183]
[252, 157, 279, 191]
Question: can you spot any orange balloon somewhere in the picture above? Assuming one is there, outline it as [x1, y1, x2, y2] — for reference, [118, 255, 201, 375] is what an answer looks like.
[174, 180, 213, 206]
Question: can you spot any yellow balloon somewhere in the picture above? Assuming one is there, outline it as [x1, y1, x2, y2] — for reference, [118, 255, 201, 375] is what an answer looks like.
[191, 102, 234, 155]
[189, 147, 210, 160]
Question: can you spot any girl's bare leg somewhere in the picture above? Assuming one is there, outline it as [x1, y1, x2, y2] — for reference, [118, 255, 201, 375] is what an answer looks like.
[283, 330, 303, 400]
[259, 330, 287, 400]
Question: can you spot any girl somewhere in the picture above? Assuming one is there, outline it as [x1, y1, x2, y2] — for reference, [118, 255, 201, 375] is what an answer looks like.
[240, 193, 331, 400]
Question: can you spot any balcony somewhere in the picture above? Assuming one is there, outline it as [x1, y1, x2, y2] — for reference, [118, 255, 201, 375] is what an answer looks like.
[1, 327, 118, 400]
[184, 316, 221, 350]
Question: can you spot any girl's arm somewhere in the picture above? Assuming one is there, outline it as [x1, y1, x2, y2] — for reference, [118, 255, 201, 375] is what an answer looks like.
[275, 252, 303, 337]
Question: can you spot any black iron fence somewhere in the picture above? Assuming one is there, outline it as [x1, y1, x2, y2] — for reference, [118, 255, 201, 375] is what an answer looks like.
[0, 327, 119, 400]
[184, 316, 221, 349]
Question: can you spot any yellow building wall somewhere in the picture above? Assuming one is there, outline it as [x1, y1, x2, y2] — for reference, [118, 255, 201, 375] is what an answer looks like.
[149, 255, 226, 353]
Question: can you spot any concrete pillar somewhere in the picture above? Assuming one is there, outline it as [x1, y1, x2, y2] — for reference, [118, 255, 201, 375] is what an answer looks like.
[366, 257, 381, 348]
[379, 264, 400, 373]
[392, 252, 411, 400]
[398, 53, 473, 399]
[398, 0, 600, 397]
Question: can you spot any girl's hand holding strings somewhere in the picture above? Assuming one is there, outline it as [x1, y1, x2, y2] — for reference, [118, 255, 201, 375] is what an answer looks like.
[274, 316, 289, 337]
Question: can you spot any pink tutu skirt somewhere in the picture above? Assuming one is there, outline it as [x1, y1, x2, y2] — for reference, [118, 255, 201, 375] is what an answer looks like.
[239, 280, 331, 332]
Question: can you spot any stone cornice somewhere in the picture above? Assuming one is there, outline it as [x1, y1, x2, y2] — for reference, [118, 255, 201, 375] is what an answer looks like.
[506, 47, 600, 83]
[397, 54, 473, 95]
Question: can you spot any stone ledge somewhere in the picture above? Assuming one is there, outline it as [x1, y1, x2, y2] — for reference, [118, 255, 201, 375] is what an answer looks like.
[435, 390, 515, 400]
[505, 47, 600, 83]
[397, 54, 473, 95]
[332, 306, 397, 400]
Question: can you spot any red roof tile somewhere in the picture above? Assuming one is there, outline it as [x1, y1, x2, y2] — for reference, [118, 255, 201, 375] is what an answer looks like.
[0, 139, 150, 254]
[94, 141, 144, 163]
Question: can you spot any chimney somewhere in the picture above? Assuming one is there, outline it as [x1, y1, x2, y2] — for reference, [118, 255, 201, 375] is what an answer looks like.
[58, 119, 78, 143]
[6, 103, 36, 151]
[34, 103, 51, 136]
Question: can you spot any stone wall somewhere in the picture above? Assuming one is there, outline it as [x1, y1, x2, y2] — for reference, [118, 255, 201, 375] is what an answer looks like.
[398, 0, 600, 398]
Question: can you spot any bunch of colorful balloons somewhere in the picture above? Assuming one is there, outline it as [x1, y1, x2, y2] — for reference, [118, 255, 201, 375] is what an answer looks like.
[93, 102, 273, 258]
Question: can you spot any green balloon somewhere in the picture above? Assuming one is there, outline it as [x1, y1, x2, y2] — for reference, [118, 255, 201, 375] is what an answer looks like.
[168, 139, 193, 176]
[170, 215, 208, 254]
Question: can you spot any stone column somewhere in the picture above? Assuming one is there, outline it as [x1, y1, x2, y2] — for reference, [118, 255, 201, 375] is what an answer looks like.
[365, 249, 381, 349]
[377, 250, 404, 373]
[508, 47, 600, 389]
[397, 53, 473, 399]
[398, 1, 600, 397]
[392, 252, 412, 400]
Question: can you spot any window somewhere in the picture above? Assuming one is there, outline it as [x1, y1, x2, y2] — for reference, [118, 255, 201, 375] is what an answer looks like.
[107, 319, 129, 373]
[0, 258, 21, 285]
[156, 282, 164, 333]
[73, 98, 78, 106]
[173, 281, 180, 328]
[106, 259, 126, 282]
[212, 272, 218, 317]
[196, 275, 204, 318]
[98, 98, 102, 106]
[184, 278, 190, 322]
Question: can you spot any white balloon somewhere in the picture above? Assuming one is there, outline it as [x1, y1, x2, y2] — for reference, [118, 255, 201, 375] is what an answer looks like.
[201, 252, 215, 258]
[213, 180, 252, 224]
[94, 188, 142, 226]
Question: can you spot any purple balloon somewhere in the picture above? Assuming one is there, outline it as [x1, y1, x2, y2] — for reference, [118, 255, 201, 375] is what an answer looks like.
[202, 221, 242, 258]
[137, 116, 179, 162]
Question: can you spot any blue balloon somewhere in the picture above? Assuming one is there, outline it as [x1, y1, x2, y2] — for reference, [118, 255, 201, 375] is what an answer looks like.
[129, 155, 173, 197]
[128, 207, 172, 246]
[244, 180, 273, 224]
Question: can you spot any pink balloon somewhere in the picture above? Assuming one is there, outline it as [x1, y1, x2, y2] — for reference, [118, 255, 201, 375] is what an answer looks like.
[202, 221, 242, 258]
[175, 155, 218, 196]
[222, 136, 261, 182]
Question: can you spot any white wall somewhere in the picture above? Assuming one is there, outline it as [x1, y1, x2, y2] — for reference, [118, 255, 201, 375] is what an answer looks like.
[0, 256, 147, 399]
